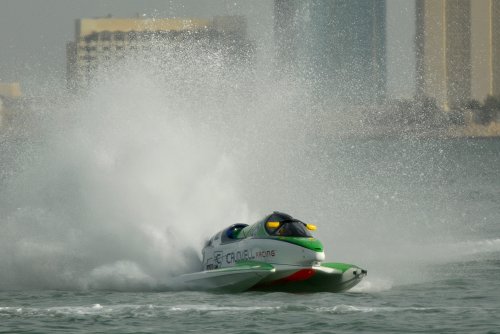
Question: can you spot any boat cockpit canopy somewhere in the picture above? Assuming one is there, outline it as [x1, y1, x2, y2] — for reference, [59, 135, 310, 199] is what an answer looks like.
[264, 212, 313, 238]
[221, 223, 249, 243]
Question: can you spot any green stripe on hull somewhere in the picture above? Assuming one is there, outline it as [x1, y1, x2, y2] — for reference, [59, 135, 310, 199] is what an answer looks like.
[235, 260, 275, 270]
[276, 237, 324, 252]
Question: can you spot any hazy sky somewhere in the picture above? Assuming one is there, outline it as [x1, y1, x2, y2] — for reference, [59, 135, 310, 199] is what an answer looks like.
[0, 0, 415, 98]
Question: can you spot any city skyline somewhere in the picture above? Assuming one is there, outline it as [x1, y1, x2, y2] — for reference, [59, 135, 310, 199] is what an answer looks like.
[2, 1, 499, 108]
[0, 0, 415, 98]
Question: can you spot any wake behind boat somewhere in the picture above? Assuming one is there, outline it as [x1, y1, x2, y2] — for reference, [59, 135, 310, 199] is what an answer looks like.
[174, 212, 366, 293]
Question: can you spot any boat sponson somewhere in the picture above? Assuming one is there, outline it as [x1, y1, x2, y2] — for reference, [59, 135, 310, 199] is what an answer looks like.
[252, 262, 366, 293]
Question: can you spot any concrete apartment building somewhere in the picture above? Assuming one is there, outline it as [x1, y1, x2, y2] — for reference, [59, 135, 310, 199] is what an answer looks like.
[416, 0, 500, 110]
[66, 16, 254, 90]
[274, 0, 386, 105]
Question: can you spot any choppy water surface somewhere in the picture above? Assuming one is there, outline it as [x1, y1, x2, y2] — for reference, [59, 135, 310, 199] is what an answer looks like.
[1, 255, 499, 334]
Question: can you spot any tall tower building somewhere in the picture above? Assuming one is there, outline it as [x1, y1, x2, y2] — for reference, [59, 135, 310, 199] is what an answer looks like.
[274, 0, 386, 105]
[471, 0, 500, 102]
[415, 0, 471, 110]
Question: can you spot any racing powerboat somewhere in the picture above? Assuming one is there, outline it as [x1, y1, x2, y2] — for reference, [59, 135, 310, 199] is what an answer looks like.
[174, 212, 366, 293]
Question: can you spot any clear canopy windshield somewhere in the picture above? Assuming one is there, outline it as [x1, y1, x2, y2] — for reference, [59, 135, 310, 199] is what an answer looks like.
[268, 221, 312, 237]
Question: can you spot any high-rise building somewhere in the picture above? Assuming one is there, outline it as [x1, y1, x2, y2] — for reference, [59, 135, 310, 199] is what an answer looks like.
[274, 0, 386, 105]
[415, 0, 471, 110]
[471, 0, 500, 102]
[67, 16, 254, 90]
[416, 0, 500, 109]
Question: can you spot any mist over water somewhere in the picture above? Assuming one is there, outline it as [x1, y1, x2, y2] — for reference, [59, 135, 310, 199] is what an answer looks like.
[1, 41, 499, 292]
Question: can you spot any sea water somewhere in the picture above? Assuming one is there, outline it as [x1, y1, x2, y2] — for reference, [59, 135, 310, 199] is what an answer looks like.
[1, 45, 499, 333]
